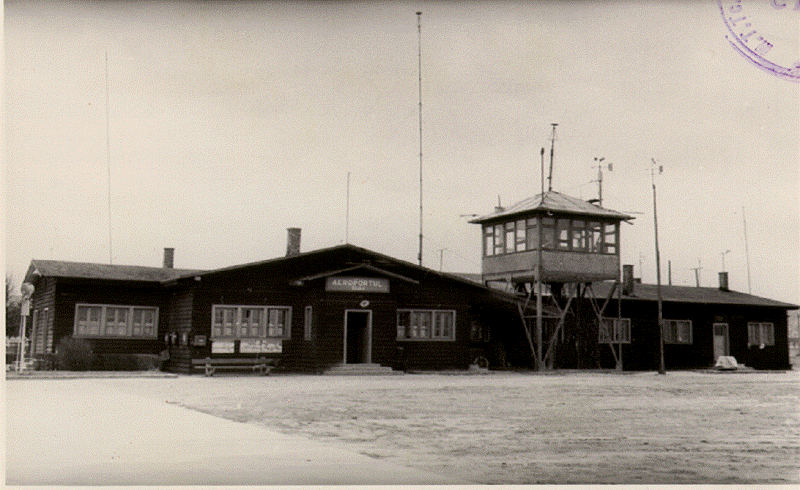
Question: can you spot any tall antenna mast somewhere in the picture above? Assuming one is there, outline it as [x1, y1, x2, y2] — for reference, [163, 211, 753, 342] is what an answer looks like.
[105, 52, 113, 265]
[548, 123, 558, 191]
[345, 171, 351, 244]
[416, 11, 424, 266]
[540, 147, 545, 197]
[742, 206, 752, 294]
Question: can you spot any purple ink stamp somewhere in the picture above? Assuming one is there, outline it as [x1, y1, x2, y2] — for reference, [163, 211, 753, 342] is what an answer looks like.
[718, 0, 800, 82]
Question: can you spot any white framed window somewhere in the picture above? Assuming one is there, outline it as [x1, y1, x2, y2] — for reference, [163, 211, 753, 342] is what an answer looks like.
[515, 219, 526, 252]
[663, 319, 692, 344]
[74, 304, 158, 338]
[748, 322, 774, 347]
[571, 220, 587, 251]
[525, 218, 538, 250]
[603, 223, 618, 254]
[483, 217, 618, 256]
[484, 226, 494, 257]
[599, 317, 631, 344]
[504, 221, 516, 254]
[588, 221, 603, 253]
[211, 305, 291, 339]
[493, 224, 504, 255]
[397, 309, 456, 341]
[557, 218, 571, 250]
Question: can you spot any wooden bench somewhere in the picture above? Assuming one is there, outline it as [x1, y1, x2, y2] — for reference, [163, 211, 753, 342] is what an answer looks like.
[192, 357, 279, 376]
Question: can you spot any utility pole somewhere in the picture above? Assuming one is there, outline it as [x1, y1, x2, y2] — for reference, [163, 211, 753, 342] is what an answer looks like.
[651, 159, 665, 375]
[536, 145, 545, 371]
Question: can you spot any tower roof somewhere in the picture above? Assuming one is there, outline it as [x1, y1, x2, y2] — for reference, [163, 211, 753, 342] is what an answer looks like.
[469, 190, 633, 224]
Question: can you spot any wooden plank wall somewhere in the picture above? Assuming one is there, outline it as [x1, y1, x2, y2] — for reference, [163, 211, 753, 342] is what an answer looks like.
[166, 287, 195, 373]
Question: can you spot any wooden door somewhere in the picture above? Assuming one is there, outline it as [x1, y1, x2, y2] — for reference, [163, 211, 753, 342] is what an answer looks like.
[713, 323, 729, 359]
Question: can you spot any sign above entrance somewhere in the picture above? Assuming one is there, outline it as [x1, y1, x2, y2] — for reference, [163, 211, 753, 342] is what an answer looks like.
[326, 277, 389, 293]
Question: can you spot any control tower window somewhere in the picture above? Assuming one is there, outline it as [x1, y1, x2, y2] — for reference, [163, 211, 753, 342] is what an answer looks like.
[589, 221, 602, 252]
[505, 222, 515, 254]
[603, 223, 618, 254]
[541, 218, 555, 249]
[526, 218, 538, 250]
[493, 224, 504, 255]
[557, 219, 570, 250]
[572, 220, 587, 251]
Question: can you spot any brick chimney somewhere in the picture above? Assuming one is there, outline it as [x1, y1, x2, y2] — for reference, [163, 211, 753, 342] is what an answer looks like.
[622, 264, 634, 295]
[718, 272, 729, 291]
[286, 228, 301, 257]
[163, 248, 174, 269]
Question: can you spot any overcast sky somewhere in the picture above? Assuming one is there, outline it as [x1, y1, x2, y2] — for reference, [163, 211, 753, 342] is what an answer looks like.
[4, 1, 799, 305]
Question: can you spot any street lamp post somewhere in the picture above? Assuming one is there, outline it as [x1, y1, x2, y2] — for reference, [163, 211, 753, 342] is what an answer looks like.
[651, 159, 666, 375]
[17, 282, 34, 372]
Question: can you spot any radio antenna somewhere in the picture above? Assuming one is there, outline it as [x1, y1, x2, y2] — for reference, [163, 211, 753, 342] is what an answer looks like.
[105, 52, 113, 265]
[345, 171, 351, 244]
[416, 11, 424, 266]
[548, 123, 558, 191]
[742, 206, 752, 293]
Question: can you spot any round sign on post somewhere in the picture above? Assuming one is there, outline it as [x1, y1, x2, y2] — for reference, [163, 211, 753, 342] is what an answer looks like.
[21, 282, 35, 298]
[20, 282, 34, 316]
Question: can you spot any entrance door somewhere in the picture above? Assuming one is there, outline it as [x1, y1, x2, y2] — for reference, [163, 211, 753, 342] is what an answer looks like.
[344, 310, 372, 364]
[713, 323, 729, 359]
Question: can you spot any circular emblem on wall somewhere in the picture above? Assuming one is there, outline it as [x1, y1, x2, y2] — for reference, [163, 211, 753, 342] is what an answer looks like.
[717, 0, 800, 82]
[359, 300, 370, 308]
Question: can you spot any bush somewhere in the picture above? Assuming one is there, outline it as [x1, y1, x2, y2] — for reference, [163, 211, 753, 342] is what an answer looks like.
[94, 354, 161, 371]
[54, 336, 94, 371]
[32, 353, 56, 371]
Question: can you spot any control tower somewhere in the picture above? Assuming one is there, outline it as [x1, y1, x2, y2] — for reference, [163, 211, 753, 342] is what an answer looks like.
[470, 190, 633, 370]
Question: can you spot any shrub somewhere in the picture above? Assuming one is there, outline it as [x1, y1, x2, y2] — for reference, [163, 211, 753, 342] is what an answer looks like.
[54, 336, 94, 371]
[94, 353, 161, 371]
[32, 353, 55, 371]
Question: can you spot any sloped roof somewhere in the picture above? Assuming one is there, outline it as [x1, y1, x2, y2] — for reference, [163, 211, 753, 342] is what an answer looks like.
[25, 259, 202, 284]
[591, 281, 798, 309]
[469, 190, 633, 223]
[191, 243, 504, 293]
[23, 245, 514, 300]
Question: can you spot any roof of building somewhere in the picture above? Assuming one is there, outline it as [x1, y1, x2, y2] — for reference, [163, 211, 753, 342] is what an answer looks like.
[591, 280, 798, 309]
[23, 246, 520, 304]
[469, 190, 633, 224]
[184, 243, 521, 302]
[25, 259, 203, 284]
[24, 249, 797, 311]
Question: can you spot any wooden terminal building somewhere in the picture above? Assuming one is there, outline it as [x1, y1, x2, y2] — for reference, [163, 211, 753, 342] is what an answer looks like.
[22, 231, 524, 374]
[21, 224, 797, 373]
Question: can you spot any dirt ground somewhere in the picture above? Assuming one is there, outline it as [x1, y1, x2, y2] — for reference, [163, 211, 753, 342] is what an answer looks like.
[110, 367, 799, 484]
